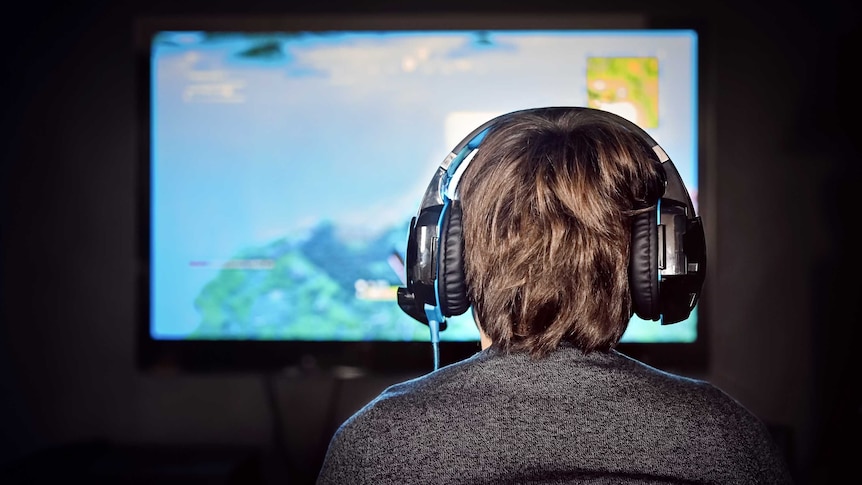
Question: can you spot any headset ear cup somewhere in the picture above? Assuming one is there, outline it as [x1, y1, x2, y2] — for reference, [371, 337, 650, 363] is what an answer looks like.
[659, 216, 707, 324]
[438, 201, 470, 317]
[629, 210, 661, 320]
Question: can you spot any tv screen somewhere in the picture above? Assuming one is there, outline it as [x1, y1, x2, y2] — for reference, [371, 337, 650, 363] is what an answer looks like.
[136, 15, 705, 374]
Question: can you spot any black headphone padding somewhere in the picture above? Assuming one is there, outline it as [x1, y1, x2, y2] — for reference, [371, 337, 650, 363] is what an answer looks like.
[628, 210, 660, 320]
[437, 201, 470, 317]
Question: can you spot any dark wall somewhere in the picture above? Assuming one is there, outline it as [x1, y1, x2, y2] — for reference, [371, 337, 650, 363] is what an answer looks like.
[1, 1, 858, 484]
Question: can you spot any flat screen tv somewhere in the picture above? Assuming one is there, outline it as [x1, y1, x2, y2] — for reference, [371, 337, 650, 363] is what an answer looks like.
[135, 14, 709, 375]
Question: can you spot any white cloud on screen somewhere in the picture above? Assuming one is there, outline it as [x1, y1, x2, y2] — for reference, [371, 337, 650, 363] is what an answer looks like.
[445, 111, 502, 148]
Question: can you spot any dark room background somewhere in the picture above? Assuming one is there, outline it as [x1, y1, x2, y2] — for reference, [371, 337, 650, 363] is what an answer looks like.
[1, 1, 859, 484]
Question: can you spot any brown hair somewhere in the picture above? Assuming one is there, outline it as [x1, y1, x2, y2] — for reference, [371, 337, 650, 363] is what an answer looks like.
[458, 108, 666, 358]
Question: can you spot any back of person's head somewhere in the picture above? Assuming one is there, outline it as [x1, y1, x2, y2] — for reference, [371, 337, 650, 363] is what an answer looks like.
[457, 108, 666, 358]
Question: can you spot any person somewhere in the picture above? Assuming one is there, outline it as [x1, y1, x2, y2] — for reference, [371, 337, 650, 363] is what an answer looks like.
[316, 107, 793, 484]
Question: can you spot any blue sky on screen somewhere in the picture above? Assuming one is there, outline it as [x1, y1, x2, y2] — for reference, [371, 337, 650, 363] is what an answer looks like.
[151, 30, 697, 338]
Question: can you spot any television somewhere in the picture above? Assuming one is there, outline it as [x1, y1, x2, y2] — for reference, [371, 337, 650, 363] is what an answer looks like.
[135, 14, 709, 375]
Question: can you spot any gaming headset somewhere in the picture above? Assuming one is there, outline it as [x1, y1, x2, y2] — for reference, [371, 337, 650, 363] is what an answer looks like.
[396, 106, 706, 337]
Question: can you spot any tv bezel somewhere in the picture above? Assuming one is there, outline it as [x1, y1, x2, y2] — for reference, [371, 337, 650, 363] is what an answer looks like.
[134, 13, 711, 376]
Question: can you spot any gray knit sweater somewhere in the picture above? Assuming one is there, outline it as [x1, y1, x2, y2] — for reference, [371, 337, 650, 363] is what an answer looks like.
[317, 345, 793, 484]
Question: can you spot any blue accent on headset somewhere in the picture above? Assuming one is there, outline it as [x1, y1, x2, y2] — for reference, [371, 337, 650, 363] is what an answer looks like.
[445, 127, 491, 180]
